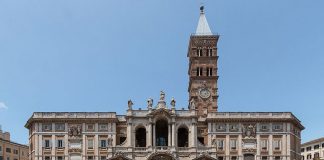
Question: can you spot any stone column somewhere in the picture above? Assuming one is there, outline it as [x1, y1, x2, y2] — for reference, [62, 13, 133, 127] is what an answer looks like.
[286, 123, 291, 159]
[238, 134, 242, 160]
[225, 135, 230, 160]
[112, 123, 116, 147]
[95, 134, 99, 160]
[168, 124, 171, 146]
[171, 123, 175, 147]
[147, 123, 152, 148]
[283, 134, 287, 160]
[256, 134, 261, 160]
[153, 124, 156, 147]
[208, 123, 212, 146]
[82, 134, 86, 160]
[127, 121, 132, 147]
[51, 135, 55, 160]
[269, 135, 273, 160]
[39, 134, 43, 160]
[190, 121, 197, 147]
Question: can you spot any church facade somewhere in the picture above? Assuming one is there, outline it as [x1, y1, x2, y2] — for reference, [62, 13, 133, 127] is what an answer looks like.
[25, 7, 304, 160]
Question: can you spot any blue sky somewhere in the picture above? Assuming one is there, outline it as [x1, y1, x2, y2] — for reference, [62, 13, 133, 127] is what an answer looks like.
[0, 0, 323, 144]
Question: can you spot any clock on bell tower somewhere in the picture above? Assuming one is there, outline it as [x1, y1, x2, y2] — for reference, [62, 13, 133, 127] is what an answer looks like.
[188, 6, 219, 116]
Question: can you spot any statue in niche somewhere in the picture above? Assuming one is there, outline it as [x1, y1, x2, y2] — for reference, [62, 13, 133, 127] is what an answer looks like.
[190, 98, 196, 110]
[127, 99, 133, 110]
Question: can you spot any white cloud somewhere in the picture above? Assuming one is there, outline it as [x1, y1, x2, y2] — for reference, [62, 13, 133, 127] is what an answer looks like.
[0, 102, 8, 110]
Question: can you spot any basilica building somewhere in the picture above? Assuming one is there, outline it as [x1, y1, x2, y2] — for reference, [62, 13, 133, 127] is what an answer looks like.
[25, 6, 304, 160]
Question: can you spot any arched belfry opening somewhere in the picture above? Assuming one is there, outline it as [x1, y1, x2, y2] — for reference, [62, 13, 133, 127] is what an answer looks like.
[177, 127, 188, 147]
[135, 127, 146, 147]
[155, 119, 168, 146]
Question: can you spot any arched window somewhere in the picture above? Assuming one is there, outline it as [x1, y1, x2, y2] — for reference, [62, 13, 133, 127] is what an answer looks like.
[135, 127, 146, 147]
[177, 127, 188, 147]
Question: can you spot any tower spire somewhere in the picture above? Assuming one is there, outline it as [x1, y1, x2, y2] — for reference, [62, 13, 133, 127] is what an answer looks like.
[195, 5, 213, 35]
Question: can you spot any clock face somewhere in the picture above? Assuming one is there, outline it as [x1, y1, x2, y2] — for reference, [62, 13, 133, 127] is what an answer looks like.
[199, 88, 211, 99]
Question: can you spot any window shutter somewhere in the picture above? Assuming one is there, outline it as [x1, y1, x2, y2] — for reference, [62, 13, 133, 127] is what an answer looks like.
[62, 140, 65, 147]
[49, 140, 52, 148]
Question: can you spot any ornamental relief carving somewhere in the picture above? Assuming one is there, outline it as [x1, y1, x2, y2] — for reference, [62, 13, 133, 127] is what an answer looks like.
[242, 124, 256, 139]
[68, 124, 82, 137]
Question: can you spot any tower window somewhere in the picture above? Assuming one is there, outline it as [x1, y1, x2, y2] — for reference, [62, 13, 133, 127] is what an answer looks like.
[206, 68, 213, 76]
[196, 67, 203, 76]
[207, 48, 213, 56]
[197, 48, 203, 57]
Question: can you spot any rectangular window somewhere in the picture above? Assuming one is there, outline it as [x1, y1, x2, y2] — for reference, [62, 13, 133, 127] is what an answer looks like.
[6, 157, 9, 160]
[55, 123, 65, 131]
[88, 139, 94, 149]
[44, 157, 50, 160]
[57, 140, 64, 148]
[217, 139, 224, 150]
[314, 144, 320, 149]
[301, 148, 305, 152]
[100, 156, 106, 160]
[88, 156, 94, 160]
[13, 149, 18, 154]
[87, 124, 94, 131]
[42, 124, 52, 131]
[307, 154, 312, 160]
[99, 124, 108, 131]
[218, 157, 224, 160]
[274, 156, 280, 160]
[100, 140, 107, 148]
[261, 156, 268, 160]
[306, 146, 312, 151]
[231, 156, 237, 160]
[230, 139, 237, 150]
[198, 48, 203, 57]
[273, 124, 283, 131]
[207, 48, 213, 56]
[206, 68, 213, 76]
[273, 139, 281, 150]
[314, 152, 319, 158]
[322, 143, 324, 148]
[6, 148, 11, 153]
[45, 140, 51, 148]
[0, 146, 2, 151]
[261, 139, 268, 150]
[196, 67, 203, 76]
[57, 156, 64, 160]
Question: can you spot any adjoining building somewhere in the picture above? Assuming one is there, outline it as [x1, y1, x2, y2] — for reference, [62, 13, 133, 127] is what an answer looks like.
[24, 6, 304, 160]
[301, 137, 324, 160]
[0, 127, 29, 160]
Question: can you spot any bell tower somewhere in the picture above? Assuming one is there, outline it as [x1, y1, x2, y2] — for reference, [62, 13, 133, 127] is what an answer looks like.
[188, 6, 219, 116]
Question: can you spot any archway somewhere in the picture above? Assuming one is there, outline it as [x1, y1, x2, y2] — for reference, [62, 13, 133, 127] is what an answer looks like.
[148, 153, 176, 160]
[135, 127, 146, 147]
[244, 154, 255, 160]
[177, 127, 188, 147]
[156, 119, 168, 146]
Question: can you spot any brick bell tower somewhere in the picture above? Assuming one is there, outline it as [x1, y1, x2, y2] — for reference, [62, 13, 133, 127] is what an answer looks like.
[188, 6, 219, 116]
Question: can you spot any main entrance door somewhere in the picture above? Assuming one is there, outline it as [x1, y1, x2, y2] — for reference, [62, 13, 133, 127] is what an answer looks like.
[244, 154, 255, 160]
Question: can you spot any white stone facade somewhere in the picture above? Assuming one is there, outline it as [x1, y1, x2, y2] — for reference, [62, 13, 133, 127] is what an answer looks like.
[25, 102, 303, 160]
[301, 138, 324, 160]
